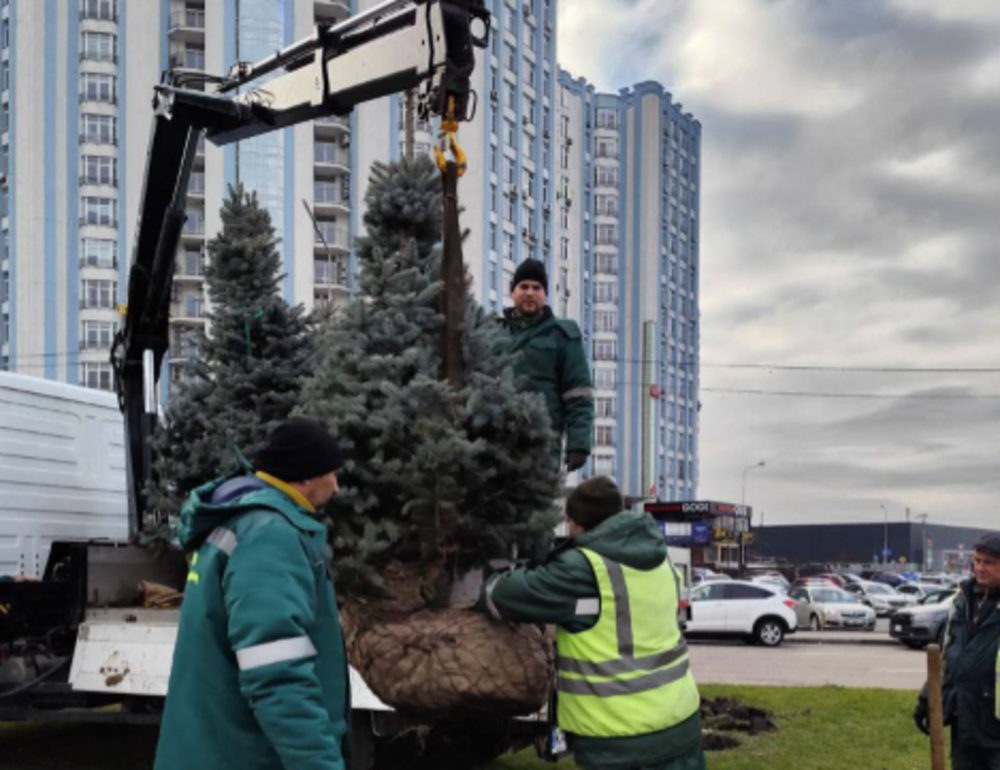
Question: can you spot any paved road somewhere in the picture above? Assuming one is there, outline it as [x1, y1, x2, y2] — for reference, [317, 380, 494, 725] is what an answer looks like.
[688, 637, 928, 690]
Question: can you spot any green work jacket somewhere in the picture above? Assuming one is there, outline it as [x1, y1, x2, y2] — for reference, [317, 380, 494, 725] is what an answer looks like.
[155, 475, 350, 770]
[501, 306, 594, 455]
[484, 511, 704, 770]
[940, 579, 1000, 750]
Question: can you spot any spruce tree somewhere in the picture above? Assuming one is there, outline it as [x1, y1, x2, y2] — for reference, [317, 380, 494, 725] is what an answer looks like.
[299, 157, 562, 597]
[147, 185, 316, 517]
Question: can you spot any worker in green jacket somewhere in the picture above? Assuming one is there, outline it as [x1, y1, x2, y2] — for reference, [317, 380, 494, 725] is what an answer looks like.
[483, 476, 705, 770]
[501, 259, 594, 472]
[155, 419, 351, 770]
[915, 532, 1000, 770]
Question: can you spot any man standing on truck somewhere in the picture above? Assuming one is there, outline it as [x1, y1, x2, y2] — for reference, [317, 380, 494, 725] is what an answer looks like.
[155, 418, 351, 770]
[500, 259, 594, 472]
[482, 476, 705, 770]
[914, 532, 1000, 770]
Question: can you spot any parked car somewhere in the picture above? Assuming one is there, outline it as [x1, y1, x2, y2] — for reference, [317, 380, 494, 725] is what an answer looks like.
[692, 567, 726, 586]
[792, 576, 839, 589]
[890, 592, 957, 649]
[895, 582, 948, 605]
[750, 572, 791, 592]
[686, 580, 798, 647]
[788, 586, 877, 631]
[921, 573, 963, 588]
[816, 573, 847, 588]
[844, 581, 909, 616]
[838, 572, 864, 586]
[920, 587, 958, 606]
[869, 572, 909, 588]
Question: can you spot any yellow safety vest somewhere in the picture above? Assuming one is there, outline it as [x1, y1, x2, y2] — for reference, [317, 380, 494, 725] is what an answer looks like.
[555, 548, 701, 738]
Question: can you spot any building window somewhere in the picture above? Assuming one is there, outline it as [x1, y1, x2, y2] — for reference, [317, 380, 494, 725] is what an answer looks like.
[502, 231, 515, 260]
[594, 455, 615, 476]
[595, 194, 618, 217]
[523, 95, 536, 124]
[81, 238, 116, 268]
[523, 57, 536, 84]
[595, 253, 618, 274]
[502, 156, 515, 186]
[595, 397, 617, 419]
[503, 43, 516, 72]
[81, 155, 117, 187]
[81, 113, 116, 145]
[594, 310, 617, 333]
[81, 362, 114, 391]
[503, 118, 515, 146]
[595, 280, 618, 304]
[596, 137, 618, 159]
[80, 73, 116, 105]
[594, 368, 616, 390]
[596, 165, 619, 187]
[595, 224, 618, 246]
[81, 197, 116, 228]
[81, 0, 117, 22]
[594, 339, 617, 361]
[81, 32, 117, 63]
[81, 320, 115, 350]
[81, 279, 117, 309]
[595, 425, 615, 446]
[596, 108, 618, 130]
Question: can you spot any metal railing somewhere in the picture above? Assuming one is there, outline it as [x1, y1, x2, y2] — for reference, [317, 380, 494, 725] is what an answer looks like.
[313, 223, 350, 248]
[314, 143, 349, 166]
[170, 49, 205, 70]
[314, 182, 349, 207]
[79, 132, 117, 146]
[169, 10, 206, 31]
[189, 173, 205, 194]
[79, 257, 118, 269]
[79, 216, 117, 228]
[79, 175, 118, 188]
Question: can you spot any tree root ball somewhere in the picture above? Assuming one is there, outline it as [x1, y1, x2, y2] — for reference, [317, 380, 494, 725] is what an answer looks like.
[341, 602, 554, 717]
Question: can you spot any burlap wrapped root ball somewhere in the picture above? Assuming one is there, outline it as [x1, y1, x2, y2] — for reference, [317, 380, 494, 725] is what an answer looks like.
[341, 604, 554, 716]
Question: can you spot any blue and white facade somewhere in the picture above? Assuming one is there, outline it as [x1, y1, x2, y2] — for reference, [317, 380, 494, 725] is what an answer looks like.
[356, 0, 558, 312]
[0, 0, 354, 391]
[556, 71, 702, 503]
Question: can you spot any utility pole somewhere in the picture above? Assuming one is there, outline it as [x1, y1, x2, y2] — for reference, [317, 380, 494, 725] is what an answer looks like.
[917, 513, 930, 571]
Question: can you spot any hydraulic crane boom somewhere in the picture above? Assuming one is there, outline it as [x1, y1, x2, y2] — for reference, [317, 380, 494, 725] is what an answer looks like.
[112, 0, 489, 536]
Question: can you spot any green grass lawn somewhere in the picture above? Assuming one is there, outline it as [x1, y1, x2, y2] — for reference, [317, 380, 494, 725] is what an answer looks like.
[488, 685, 940, 770]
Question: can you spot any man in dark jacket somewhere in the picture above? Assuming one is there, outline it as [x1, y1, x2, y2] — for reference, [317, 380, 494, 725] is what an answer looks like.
[483, 476, 705, 770]
[914, 532, 1000, 770]
[155, 419, 351, 770]
[501, 259, 594, 472]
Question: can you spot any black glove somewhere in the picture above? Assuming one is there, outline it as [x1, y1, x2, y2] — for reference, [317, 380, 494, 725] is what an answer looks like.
[565, 451, 589, 472]
[913, 699, 930, 736]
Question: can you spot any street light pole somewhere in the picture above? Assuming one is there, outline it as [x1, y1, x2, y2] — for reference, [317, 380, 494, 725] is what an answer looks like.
[916, 513, 930, 571]
[741, 461, 766, 509]
[880, 504, 888, 566]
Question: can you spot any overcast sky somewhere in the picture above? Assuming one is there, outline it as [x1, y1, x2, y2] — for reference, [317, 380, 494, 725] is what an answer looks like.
[559, 0, 1000, 530]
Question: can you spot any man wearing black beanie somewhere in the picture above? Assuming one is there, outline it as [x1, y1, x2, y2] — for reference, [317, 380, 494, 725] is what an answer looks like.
[501, 258, 594, 473]
[482, 476, 705, 770]
[156, 419, 352, 770]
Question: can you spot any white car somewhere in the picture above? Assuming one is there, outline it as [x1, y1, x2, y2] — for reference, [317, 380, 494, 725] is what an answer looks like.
[687, 580, 798, 647]
[788, 586, 877, 631]
[895, 582, 948, 606]
[845, 581, 909, 616]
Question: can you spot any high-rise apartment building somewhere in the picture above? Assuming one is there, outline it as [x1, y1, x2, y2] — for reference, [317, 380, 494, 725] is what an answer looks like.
[0, 0, 355, 391]
[1, 0, 700, 501]
[556, 72, 702, 502]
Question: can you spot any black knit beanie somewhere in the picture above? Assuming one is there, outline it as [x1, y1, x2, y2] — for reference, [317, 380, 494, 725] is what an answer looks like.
[510, 258, 548, 294]
[253, 418, 344, 482]
[566, 476, 624, 531]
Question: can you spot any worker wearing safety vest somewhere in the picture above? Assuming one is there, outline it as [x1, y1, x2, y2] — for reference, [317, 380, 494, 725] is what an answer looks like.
[915, 531, 1000, 770]
[483, 476, 705, 770]
[155, 419, 351, 770]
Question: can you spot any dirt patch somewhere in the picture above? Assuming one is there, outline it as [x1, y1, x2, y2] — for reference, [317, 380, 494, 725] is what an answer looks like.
[701, 696, 778, 751]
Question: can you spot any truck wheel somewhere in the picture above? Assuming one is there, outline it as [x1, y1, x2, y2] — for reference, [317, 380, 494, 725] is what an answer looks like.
[754, 618, 785, 647]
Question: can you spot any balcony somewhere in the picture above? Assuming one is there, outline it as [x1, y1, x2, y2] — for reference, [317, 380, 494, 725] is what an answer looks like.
[314, 258, 348, 290]
[79, 216, 117, 229]
[79, 299, 116, 311]
[80, 175, 118, 189]
[80, 4, 117, 23]
[169, 9, 206, 43]
[313, 222, 350, 252]
[314, 142, 350, 176]
[79, 132, 117, 147]
[314, 182, 349, 214]
[79, 51, 118, 65]
[188, 172, 205, 197]
[172, 298, 206, 322]
[79, 257, 118, 270]
[181, 212, 205, 238]
[78, 92, 117, 106]
[170, 48, 205, 71]
[314, 114, 351, 137]
[79, 338, 113, 351]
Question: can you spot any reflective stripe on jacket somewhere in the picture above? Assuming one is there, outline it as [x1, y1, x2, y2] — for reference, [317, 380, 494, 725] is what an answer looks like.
[556, 548, 700, 738]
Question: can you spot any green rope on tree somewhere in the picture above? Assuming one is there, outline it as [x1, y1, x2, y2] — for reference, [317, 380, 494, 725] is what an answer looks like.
[244, 309, 264, 358]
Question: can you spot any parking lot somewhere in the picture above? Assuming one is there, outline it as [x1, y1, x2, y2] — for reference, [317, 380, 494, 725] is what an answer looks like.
[688, 618, 929, 691]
